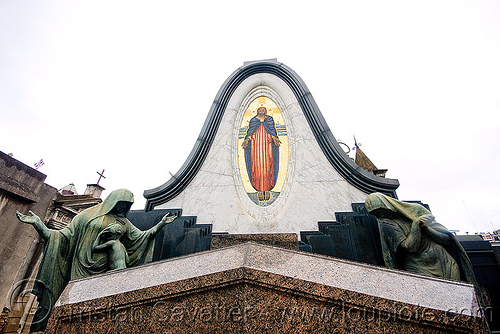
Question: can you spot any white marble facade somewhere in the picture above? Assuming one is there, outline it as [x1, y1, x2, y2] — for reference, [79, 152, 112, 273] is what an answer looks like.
[156, 73, 369, 235]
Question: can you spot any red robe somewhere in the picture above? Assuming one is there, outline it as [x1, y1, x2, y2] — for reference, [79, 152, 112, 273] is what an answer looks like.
[249, 122, 275, 191]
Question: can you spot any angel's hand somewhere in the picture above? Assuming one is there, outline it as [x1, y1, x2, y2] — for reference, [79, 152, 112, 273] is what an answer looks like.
[16, 210, 42, 225]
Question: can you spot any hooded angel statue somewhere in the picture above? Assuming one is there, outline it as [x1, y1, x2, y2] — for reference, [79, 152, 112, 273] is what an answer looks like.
[365, 192, 476, 283]
[16, 189, 176, 331]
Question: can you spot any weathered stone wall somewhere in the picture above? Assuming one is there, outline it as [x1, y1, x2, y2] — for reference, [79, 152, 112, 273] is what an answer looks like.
[0, 152, 57, 311]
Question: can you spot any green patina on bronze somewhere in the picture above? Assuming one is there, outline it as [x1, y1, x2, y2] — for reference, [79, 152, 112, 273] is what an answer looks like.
[365, 192, 476, 284]
[16, 189, 176, 330]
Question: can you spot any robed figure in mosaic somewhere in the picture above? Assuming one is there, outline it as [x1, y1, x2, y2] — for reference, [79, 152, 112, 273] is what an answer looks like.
[16, 189, 176, 331]
[242, 107, 281, 201]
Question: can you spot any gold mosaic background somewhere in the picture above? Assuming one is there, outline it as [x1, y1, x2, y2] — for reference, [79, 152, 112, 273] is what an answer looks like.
[238, 96, 289, 195]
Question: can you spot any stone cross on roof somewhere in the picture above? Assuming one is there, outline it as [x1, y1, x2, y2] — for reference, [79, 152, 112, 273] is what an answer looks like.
[96, 169, 106, 185]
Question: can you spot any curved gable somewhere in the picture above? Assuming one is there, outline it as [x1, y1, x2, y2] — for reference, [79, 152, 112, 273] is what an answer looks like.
[145, 59, 398, 211]
[144, 59, 398, 233]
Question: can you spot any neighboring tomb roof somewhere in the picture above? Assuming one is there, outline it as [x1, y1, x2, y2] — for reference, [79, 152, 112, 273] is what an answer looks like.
[0, 151, 49, 202]
[354, 140, 388, 178]
[59, 183, 78, 195]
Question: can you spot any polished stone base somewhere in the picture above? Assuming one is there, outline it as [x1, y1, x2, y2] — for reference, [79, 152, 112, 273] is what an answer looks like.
[46, 243, 488, 333]
[210, 233, 298, 250]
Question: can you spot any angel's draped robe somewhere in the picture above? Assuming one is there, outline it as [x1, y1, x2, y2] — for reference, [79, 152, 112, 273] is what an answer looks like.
[31, 189, 157, 330]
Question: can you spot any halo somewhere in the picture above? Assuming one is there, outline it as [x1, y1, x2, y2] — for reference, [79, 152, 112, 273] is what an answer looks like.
[254, 104, 272, 115]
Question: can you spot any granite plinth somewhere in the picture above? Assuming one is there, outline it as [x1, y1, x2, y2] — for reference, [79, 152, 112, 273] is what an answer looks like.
[211, 233, 298, 250]
[46, 243, 488, 333]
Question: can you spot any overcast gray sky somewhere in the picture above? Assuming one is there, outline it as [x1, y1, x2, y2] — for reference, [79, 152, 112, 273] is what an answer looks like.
[1, 1, 499, 234]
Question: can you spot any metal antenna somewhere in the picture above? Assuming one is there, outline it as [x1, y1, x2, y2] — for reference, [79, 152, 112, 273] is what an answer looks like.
[353, 135, 361, 150]
[462, 201, 479, 233]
